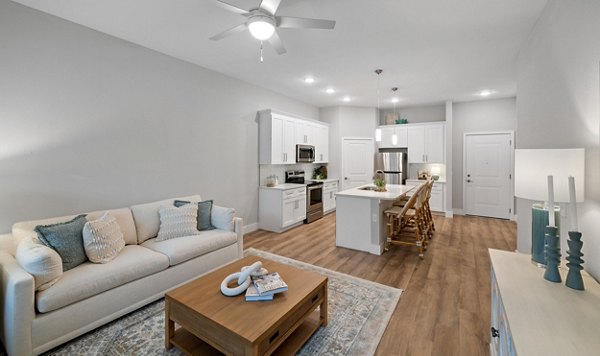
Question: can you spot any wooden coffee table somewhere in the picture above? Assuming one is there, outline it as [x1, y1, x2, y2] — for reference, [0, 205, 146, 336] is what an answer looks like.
[165, 256, 328, 355]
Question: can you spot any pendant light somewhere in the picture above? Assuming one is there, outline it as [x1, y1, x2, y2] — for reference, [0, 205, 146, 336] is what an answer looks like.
[391, 87, 398, 146]
[375, 69, 383, 142]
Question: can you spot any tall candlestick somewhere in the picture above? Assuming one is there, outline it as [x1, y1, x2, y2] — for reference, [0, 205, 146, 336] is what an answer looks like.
[568, 176, 578, 231]
[547, 175, 555, 227]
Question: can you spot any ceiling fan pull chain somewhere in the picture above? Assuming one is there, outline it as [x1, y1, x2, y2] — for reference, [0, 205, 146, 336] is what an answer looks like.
[260, 41, 264, 62]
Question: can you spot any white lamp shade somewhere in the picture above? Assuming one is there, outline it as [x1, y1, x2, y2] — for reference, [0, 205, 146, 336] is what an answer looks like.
[514, 148, 584, 202]
[248, 19, 275, 40]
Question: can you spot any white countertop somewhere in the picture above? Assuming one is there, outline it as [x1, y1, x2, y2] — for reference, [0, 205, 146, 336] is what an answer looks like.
[336, 184, 415, 200]
[406, 179, 446, 184]
[259, 183, 306, 190]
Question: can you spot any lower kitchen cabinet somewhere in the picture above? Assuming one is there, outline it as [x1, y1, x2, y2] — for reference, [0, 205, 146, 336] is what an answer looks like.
[259, 186, 306, 233]
[489, 249, 600, 356]
[322, 180, 338, 214]
[405, 179, 444, 212]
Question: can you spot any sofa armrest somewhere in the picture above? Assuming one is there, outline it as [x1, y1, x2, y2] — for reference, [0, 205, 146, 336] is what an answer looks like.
[0, 233, 16, 256]
[0, 250, 35, 356]
[233, 217, 244, 258]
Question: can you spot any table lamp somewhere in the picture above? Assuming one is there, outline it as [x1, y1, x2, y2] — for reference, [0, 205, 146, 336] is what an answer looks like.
[514, 148, 584, 266]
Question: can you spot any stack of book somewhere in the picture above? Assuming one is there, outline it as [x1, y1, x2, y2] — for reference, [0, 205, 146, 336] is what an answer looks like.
[245, 272, 288, 302]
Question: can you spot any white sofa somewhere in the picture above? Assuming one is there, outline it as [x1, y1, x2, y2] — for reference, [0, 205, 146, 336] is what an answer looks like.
[0, 195, 243, 355]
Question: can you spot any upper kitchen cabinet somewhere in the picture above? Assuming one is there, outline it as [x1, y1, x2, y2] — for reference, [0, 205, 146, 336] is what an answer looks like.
[314, 125, 329, 163]
[259, 109, 329, 165]
[406, 122, 445, 163]
[259, 110, 297, 164]
[380, 126, 408, 148]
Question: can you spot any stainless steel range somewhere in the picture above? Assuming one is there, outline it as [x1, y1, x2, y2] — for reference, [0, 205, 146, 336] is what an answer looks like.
[285, 170, 324, 223]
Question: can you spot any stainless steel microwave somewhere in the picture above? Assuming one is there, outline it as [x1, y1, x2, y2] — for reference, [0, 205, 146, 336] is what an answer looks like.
[296, 144, 315, 163]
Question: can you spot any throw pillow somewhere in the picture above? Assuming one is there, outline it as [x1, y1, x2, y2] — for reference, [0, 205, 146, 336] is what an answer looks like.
[35, 214, 88, 271]
[174, 199, 216, 231]
[82, 212, 126, 263]
[156, 204, 201, 241]
[211, 204, 236, 231]
[15, 236, 63, 291]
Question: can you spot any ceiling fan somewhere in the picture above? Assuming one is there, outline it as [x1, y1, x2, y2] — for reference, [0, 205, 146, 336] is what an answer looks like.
[209, 0, 336, 55]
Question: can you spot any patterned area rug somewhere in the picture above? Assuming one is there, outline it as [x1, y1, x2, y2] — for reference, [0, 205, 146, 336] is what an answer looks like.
[43, 248, 402, 356]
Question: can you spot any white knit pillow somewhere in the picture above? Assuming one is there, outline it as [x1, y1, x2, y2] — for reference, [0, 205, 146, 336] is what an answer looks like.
[156, 204, 201, 241]
[82, 212, 125, 263]
[16, 236, 63, 291]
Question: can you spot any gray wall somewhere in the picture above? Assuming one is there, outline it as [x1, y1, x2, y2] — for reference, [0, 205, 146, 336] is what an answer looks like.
[320, 106, 377, 182]
[516, 0, 600, 279]
[380, 104, 445, 125]
[0, 1, 317, 232]
[452, 98, 517, 210]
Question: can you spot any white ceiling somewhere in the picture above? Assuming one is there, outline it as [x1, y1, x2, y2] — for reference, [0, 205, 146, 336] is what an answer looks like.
[12, 0, 547, 108]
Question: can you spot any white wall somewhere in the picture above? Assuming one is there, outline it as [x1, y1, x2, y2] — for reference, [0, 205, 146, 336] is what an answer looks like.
[452, 98, 517, 210]
[380, 104, 445, 125]
[320, 106, 377, 182]
[516, 0, 600, 280]
[0, 1, 318, 232]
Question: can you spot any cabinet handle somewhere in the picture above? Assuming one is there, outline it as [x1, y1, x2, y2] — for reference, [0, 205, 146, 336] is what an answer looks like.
[491, 327, 499, 338]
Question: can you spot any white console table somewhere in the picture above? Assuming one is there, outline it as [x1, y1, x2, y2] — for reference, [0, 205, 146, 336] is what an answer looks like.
[489, 249, 600, 355]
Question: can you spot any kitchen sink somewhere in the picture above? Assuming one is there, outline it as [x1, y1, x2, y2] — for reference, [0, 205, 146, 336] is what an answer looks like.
[358, 186, 379, 191]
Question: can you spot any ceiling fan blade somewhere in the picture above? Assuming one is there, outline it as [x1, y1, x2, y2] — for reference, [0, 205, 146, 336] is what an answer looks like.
[276, 16, 336, 29]
[259, 0, 282, 15]
[211, 0, 249, 15]
[276, 16, 335, 30]
[209, 23, 247, 41]
[268, 31, 287, 55]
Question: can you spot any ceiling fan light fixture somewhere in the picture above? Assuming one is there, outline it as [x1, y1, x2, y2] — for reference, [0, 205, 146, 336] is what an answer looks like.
[248, 15, 276, 40]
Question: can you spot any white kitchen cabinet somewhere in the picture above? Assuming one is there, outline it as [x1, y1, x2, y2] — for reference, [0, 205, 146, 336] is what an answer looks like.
[405, 179, 445, 212]
[406, 123, 445, 163]
[488, 249, 600, 356]
[259, 111, 297, 164]
[259, 109, 329, 165]
[259, 186, 306, 232]
[380, 126, 408, 148]
[322, 180, 338, 213]
[314, 125, 329, 163]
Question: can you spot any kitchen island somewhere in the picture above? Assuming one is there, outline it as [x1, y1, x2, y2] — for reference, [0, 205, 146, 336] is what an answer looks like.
[335, 183, 416, 255]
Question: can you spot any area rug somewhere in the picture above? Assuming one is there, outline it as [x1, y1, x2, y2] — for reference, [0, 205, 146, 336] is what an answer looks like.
[43, 248, 402, 356]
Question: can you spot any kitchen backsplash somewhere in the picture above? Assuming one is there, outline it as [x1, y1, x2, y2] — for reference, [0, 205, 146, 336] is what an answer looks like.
[259, 163, 328, 186]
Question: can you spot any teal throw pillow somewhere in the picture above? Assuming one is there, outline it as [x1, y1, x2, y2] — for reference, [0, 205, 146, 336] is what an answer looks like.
[174, 200, 215, 231]
[35, 214, 88, 271]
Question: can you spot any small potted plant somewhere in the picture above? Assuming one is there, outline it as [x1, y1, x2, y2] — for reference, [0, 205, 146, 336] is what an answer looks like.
[373, 170, 387, 192]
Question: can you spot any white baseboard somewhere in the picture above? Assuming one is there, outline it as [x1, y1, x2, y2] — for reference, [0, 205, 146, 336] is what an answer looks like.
[453, 209, 464, 215]
[510, 214, 517, 221]
[445, 210, 453, 218]
[243, 223, 258, 234]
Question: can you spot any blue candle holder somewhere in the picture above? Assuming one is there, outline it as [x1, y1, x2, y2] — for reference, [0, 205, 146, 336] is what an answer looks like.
[543, 226, 561, 283]
[565, 231, 585, 290]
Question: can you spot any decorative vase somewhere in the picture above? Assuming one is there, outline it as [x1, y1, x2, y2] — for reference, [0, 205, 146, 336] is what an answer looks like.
[543, 226, 561, 283]
[565, 231, 585, 290]
[531, 203, 560, 266]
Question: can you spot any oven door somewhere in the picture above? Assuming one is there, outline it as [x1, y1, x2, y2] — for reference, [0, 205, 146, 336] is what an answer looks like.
[296, 145, 315, 163]
[305, 184, 324, 223]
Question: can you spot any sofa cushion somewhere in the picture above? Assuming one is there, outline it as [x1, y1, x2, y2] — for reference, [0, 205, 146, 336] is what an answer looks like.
[156, 204, 201, 241]
[35, 215, 88, 271]
[174, 200, 215, 231]
[83, 212, 125, 263]
[130, 195, 202, 244]
[212, 205, 236, 232]
[12, 207, 138, 246]
[15, 236, 63, 291]
[141, 229, 237, 266]
[35, 245, 169, 313]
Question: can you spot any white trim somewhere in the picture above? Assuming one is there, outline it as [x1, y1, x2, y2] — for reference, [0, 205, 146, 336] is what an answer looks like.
[453, 209, 465, 216]
[243, 222, 258, 234]
[445, 210, 454, 218]
[462, 131, 515, 219]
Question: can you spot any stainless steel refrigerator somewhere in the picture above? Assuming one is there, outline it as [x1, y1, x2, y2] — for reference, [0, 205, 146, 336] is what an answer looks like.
[375, 148, 408, 184]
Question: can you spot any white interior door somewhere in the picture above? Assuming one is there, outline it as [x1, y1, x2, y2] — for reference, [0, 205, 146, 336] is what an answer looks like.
[342, 138, 374, 190]
[464, 132, 513, 219]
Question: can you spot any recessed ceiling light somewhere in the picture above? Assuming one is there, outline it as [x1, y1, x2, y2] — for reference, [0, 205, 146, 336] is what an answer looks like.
[391, 97, 400, 103]
[325, 88, 335, 94]
[479, 90, 495, 97]
[342, 96, 351, 102]
[304, 77, 315, 84]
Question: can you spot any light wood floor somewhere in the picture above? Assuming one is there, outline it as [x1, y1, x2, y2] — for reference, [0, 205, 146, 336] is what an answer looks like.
[245, 212, 516, 356]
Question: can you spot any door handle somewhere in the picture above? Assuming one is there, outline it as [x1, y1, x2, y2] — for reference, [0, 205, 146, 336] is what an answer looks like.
[491, 327, 499, 338]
